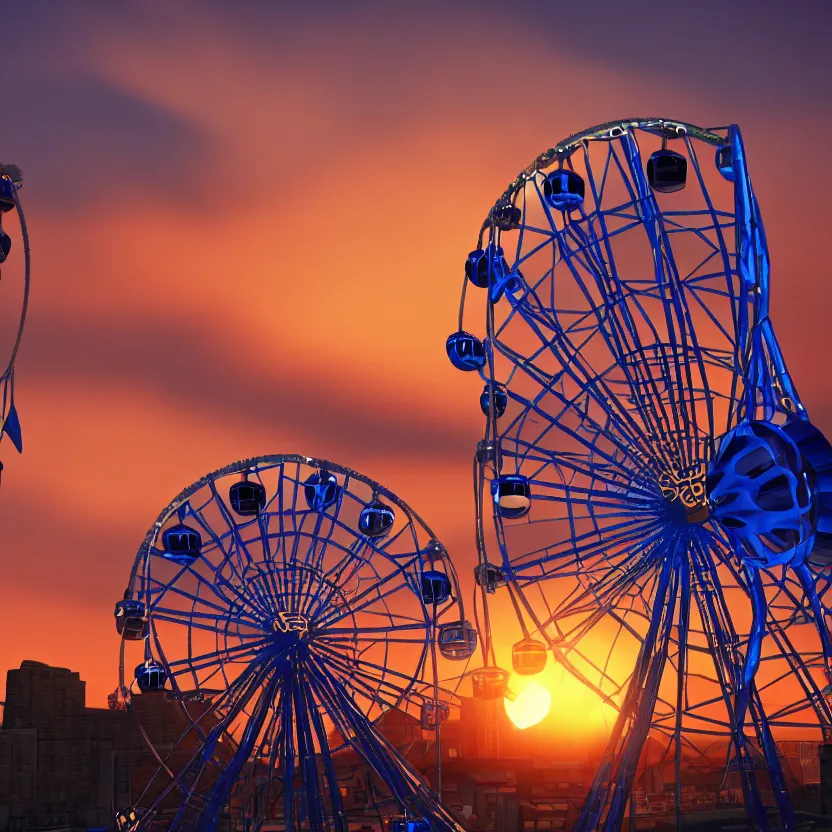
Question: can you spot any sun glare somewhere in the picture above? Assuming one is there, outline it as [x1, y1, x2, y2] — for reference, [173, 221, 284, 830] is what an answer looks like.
[501, 665, 617, 738]
[504, 679, 551, 730]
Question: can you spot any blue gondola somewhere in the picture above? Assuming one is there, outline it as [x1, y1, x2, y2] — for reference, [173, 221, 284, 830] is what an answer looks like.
[0, 176, 15, 212]
[715, 144, 734, 182]
[230, 478, 266, 516]
[135, 661, 167, 693]
[161, 523, 202, 564]
[114, 598, 148, 640]
[359, 497, 395, 537]
[304, 470, 340, 511]
[543, 169, 585, 211]
[446, 331, 486, 372]
[421, 570, 451, 605]
[647, 148, 687, 193]
[492, 200, 522, 230]
[480, 383, 508, 418]
[491, 475, 531, 519]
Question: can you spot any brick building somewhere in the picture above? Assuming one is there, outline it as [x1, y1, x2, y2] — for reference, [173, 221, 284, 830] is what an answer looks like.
[0, 661, 204, 832]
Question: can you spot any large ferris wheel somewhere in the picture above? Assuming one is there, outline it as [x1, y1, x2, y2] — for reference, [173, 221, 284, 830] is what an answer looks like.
[448, 118, 832, 831]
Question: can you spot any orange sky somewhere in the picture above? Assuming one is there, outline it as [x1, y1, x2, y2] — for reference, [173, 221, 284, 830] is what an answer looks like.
[1, 2, 832, 712]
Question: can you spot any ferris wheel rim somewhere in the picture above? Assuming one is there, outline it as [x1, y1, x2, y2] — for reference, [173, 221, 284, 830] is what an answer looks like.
[129, 453, 460, 592]
[488, 117, 732, 230]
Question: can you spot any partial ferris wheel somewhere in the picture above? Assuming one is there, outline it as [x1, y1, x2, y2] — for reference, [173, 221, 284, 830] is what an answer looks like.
[448, 118, 832, 831]
[0, 162, 30, 480]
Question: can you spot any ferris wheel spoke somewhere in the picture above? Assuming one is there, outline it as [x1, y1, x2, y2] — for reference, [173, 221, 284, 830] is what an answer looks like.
[705, 532, 832, 719]
[283, 668, 327, 832]
[759, 645, 829, 721]
[197, 671, 283, 832]
[621, 134, 720, 457]
[745, 690, 797, 826]
[508, 438, 657, 499]
[506, 289, 660, 463]
[754, 607, 830, 727]
[288, 509, 342, 612]
[505, 443, 649, 502]
[150, 605, 267, 635]
[145, 574, 263, 626]
[316, 535, 370, 584]
[554, 230, 685, 453]
[575, 541, 681, 832]
[321, 622, 429, 638]
[320, 636, 429, 694]
[502, 394, 652, 485]
[298, 666, 348, 832]
[688, 536, 781, 826]
[185, 490, 259, 587]
[149, 552, 275, 624]
[164, 637, 277, 677]
[316, 564, 420, 629]
[502, 287, 654, 452]
[683, 273, 740, 346]
[275, 672, 297, 831]
[162, 661, 276, 830]
[512, 513, 665, 581]
[312, 536, 384, 616]
[549, 203, 692, 465]
[552, 544, 662, 631]
[309, 657, 458, 831]
[313, 642, 425, 708]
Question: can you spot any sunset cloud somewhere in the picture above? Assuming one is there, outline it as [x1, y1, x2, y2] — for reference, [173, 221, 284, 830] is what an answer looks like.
[1, 0, 831, 707]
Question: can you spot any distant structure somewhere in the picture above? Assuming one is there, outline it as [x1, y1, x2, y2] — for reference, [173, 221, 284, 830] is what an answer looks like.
[0, 661, 196, 832]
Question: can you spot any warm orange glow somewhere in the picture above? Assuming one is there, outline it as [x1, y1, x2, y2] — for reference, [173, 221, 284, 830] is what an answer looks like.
[498, 662, 618, 741]
[0, 6, 829, 739]
[504, 678, 551, 730]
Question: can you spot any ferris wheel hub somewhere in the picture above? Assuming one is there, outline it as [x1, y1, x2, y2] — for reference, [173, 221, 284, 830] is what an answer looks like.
[658, 462, 709, 524]
[271, 611, 310, 649]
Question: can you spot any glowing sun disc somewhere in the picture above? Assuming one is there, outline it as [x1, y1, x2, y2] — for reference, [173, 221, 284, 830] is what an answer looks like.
[504, 681, 551, 729]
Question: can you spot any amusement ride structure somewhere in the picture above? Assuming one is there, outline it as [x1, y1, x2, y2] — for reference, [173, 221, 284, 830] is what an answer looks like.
[0, 162, 29, 479]
[102, 118, 832, 832]
[115, 455, 473, 832]
[447, 118, 832, 831]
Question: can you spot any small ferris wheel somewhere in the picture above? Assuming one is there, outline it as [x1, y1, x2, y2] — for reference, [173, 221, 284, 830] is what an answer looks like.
[115, 454, 474, 832]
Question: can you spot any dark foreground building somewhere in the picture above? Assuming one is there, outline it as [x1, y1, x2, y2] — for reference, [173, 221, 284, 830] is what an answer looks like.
[1, 660, 830, 832]
[0, 661, 201, 832]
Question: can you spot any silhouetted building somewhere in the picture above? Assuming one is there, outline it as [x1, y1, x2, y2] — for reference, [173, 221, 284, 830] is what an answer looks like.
[0, 661, 207, 832]
[2, 661, 828, 831]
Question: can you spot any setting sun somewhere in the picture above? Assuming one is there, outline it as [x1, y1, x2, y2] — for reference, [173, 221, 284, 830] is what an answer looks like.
[497, 660, 618, 740]
[504, 677, 552, 730]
